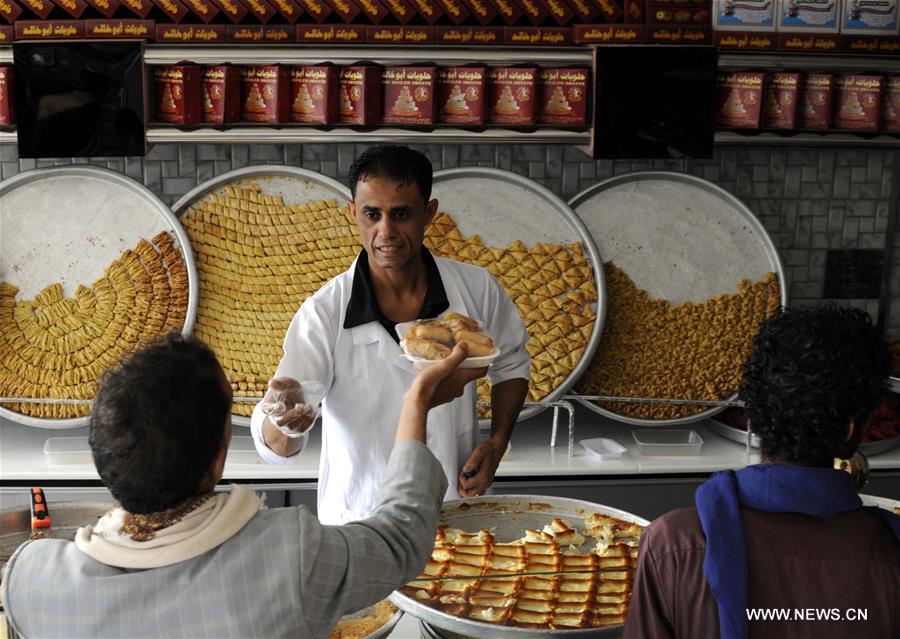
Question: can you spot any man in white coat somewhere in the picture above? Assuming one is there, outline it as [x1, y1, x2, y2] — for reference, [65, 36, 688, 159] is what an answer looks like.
[251, 145, 531, 524]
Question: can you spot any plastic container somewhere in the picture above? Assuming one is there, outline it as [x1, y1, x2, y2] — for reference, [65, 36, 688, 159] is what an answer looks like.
[43, 437, 93, 465]
[631, 429, 703, 456]
[580, 437, 626, 459]
[227, 436, 262, 464]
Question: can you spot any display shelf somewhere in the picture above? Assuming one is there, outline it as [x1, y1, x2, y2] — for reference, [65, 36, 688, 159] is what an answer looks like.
[145, 126, 592, 145]
[715, 131, 900, 148]
[143, 45, 592, 66]
[719, 52, 900, 74]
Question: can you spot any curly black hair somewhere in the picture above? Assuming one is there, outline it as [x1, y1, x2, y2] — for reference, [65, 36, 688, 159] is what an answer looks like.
[739, 304, 889, 466]
[348, 144, 433, 202]
[89, 333, 231, 514]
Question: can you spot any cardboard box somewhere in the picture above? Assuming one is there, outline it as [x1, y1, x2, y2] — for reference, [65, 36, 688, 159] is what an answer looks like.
[778, 0, 839, 32]
[0, 66, 14, 127]
[241, 65, 291, 124]
[156, 24, 226, 42]
[799, 73, 834, 129]
[434, 0, 471, 22]
[0, 0, 23, 23]
[833, 74, 883, 131]
[591, 0, 623, 22]
[51, 0, 89, 19]
[438, 66, 487, 125]
[154, 65, 201, 125]
[291, 64, 339, 124]
[713, 0, 775, 30]
[461, 0, 498, 23]
[339, 64, 382, 125]
[208, 0, 247, 21]
[647, 3, 712, 23]
[716, 71, 765, 128]
[488, 66, 537, 126]
[882, 75, 900, 133]
[540, 0, 574, 23]
[202, 65, 240, 125]
[841, 0, 898, 36]
[763, 72, 801, 129]
[382, 66, 437, 126]
[539, 66, 589, 126]
[408, 0, 444, 21]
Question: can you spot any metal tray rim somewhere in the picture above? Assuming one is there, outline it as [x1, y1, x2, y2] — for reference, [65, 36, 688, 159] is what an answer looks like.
[391, 494, 648, 639]
[707, 417, 900, 457]
[0, 166, 199, 430]
[432, 167, 608, 426]
[171, 165, 352, 428]
[568, 171, 788, 428]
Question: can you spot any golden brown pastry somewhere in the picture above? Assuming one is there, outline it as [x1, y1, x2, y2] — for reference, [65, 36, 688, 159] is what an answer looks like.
[442, 311, 480, 333]
[456, 339, 494, 358]
[407, 322, 454, 346]
[454, 329, 493, 348]
[403, 337, 452, 360]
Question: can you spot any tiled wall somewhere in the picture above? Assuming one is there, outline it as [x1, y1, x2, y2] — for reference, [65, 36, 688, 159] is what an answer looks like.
[2, 143, 898, 335]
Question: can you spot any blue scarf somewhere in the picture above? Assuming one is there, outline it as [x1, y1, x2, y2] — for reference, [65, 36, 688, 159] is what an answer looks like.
[695, 464, 900, 639]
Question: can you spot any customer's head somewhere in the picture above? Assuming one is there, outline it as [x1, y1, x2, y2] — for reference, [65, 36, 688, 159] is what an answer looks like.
[739, 304, 889, 466]
[348, 145, 434, 203]
[90, 333, 233, 514]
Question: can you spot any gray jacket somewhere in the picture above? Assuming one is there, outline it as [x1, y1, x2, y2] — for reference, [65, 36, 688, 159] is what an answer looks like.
[2, 440, 447, 639]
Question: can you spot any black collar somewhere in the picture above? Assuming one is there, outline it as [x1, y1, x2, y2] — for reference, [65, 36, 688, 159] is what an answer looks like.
[343, 247, 450, 343]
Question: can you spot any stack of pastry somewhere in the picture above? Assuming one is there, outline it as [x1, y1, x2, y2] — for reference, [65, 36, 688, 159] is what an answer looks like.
[400, 514, 643, 628]
[425, 213, 597, 417]
[180, 183, 359, 415]
[0, 231, 189, 419]
[401, 312, 495, 361]
[576, 262, 779, 420]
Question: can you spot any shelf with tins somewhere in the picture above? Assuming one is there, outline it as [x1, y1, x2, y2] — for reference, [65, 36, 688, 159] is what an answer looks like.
[0, 128, 897, 147]
[718, 53, 900, 74]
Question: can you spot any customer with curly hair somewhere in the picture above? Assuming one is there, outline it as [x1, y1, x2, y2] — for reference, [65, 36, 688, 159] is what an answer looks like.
[624, 305, 900, 639]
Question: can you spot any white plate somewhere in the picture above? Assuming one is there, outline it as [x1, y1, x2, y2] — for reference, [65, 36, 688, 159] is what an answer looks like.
[579, 437, 626, 459]
[396, 319, 499, 368]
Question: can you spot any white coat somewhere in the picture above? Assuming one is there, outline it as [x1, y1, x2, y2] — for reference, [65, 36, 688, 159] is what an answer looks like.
[251, 255, 531, 524]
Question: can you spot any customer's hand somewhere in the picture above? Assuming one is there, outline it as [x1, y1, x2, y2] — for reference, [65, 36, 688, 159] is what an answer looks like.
[262, 377, 316, 438]
[409, 343, 487, 410]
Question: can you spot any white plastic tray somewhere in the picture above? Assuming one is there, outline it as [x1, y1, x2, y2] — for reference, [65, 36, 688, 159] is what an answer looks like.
[632, 429, 704, 456]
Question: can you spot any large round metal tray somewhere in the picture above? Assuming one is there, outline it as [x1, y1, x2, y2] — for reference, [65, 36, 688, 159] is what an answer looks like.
[0, 502, 109, 569]
[171, 166, 352, 428]
[569, 171, 788, 427]
[390, 494, 649, 639]
[707, 417, 900, 457]
[431, 168, 606, 425]
[0, 166, 198, 430]
[860, 493, 900, 513]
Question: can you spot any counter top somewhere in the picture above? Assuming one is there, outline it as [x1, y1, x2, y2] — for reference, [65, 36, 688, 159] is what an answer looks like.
[2, 403, 899, 482]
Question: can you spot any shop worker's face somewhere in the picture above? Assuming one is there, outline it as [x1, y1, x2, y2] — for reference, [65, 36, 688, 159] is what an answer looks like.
[348, 176, 438, 272]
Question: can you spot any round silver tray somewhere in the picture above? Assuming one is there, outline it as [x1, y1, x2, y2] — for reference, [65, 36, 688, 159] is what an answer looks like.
[0, 166, 199, 430]
[569, 171, 788, 427]
[431, 168, 607, 425]
[860, 493, 900, 513]
[390, 494, 648, 639]
[0, 502, 109, 568]
[171, 165, 352, 428]
[706, 417, 900, 457]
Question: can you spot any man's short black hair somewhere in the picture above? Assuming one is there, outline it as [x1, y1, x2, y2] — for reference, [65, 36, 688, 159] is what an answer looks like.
[90, 333, 231, 514]
[739, 304, 889, 466]
[348, 145, 433, 202]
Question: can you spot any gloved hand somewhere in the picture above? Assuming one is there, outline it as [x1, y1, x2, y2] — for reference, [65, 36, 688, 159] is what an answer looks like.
[261, 378, 318, 438]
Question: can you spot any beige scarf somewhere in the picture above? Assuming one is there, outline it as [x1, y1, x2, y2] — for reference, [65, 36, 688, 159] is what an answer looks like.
[75, 484, 264, 569]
